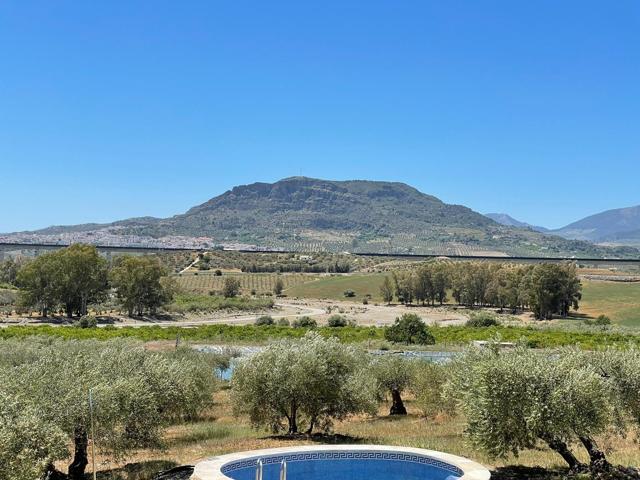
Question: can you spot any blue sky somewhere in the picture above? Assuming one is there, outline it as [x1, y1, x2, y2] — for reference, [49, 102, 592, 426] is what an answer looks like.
[1, 1, 638, 232]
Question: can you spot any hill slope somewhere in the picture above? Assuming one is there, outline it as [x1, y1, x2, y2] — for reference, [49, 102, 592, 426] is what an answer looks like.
[485, 213, 549, 232]
[554, 205, 640, 246]
[5, 177, 637, 257]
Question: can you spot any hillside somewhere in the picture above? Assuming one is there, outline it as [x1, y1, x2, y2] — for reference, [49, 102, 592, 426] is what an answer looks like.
[554, 205, 640, 247]
[484, 213, 548, 232]
[5, 177, 638, 257]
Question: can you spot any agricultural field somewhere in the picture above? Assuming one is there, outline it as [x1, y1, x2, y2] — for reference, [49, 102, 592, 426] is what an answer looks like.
[287, 273, 388, 302]
[175, 272, 320, 295]
[579, 280, 640, 327]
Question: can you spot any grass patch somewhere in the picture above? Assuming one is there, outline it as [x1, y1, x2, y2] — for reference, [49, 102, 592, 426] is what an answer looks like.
[579, 280, 640, 327]
[287, 274, 388, 302]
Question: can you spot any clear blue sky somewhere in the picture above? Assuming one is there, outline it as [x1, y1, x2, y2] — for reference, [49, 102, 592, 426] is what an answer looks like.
[1, 1, 638, 232]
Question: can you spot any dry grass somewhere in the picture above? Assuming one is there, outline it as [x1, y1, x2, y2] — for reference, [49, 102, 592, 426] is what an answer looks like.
[84, 389, 640, 479]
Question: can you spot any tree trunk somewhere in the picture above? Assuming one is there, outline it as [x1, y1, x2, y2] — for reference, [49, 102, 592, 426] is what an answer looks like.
[544, 437, 585, 471]
[579, 436, 611, 471]
[306, 416, 316, 435]
[288, 401, 298, 434]
[389, 388, 407, 415]
[66, 303, 74, 319]
[68, 426, 88, 479]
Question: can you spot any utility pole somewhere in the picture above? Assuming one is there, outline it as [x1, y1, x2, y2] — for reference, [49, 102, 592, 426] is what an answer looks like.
[89, 389, 97, 480]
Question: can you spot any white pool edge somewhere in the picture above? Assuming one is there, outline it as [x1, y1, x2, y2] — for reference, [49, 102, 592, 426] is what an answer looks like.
[191, 444, 491, 480]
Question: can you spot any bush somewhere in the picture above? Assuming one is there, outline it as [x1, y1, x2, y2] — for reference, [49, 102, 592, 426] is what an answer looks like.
[343, 290, 356, 298]
[466, 312, 500, 328]
[276, 318, 290, 327]
[327, 314, 355, 327]
[255, 315, 274, 326]
[385, 314, 435, 345]
[292, 316, 317, 328]
[214, 270, 222, 276]
[75, 315, 97, 328]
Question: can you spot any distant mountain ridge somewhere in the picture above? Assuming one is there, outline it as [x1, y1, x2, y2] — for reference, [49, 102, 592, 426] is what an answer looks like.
[4, 177, 637, 257]
[553, 205, 640, 247]
[484, 213, 549, 233]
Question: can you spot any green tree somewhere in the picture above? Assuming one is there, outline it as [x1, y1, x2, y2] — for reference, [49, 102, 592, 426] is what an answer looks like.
[231, 332, 376, 434]
[0, 258, 21, 286]
[110, 255, 175, 316]
[56, 244, 109, 317]
[0, 338, 217, 479]
[379, 276, 394, 305]
[273, 277, 284, 295]
[385, 313, 435, 345]
[451, 345, 612, 471]
[16, 252, 59, 317]
[372, 355, 415, 415]
[0, 390, 68, 480]
[222, 277, 241, 298]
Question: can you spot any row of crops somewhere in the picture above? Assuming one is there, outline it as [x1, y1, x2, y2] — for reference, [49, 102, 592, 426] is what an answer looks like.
[175, 272, 321, 295]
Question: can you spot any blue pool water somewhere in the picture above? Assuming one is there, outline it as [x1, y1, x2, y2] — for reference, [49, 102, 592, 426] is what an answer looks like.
[221, 452, 462, 480]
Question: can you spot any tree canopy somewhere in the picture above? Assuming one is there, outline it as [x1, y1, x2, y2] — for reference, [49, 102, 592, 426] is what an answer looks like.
[231, 332, 377, 434]
[0, 338, 218, 479]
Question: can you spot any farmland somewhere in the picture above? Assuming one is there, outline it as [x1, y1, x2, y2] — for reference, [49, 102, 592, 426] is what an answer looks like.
[579, 280, 640, 327]
[175, 272, 319, 295]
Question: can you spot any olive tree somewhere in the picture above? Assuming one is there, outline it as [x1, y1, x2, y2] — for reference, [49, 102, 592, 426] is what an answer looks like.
[0, 338, 218, 479]
[451, 345, 612, 471]
[231, 332, 377, 434]
[0, 390, 68, 480]
[372, 355, 415, 415]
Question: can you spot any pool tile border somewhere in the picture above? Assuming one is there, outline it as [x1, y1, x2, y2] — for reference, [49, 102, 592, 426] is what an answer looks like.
[193, 445, 491, 480]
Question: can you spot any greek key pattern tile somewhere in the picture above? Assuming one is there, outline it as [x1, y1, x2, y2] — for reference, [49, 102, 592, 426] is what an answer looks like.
[221, 451, 463, 476]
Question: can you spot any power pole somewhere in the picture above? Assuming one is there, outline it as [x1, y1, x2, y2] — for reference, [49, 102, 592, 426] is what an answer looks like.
[89, 389, 97, 480]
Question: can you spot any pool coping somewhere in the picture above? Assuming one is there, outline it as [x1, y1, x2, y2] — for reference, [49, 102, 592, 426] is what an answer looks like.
[191, 444, 491, 480]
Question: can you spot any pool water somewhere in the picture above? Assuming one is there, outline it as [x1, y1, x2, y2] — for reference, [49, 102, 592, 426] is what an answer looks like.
[222, 452, 461, 480]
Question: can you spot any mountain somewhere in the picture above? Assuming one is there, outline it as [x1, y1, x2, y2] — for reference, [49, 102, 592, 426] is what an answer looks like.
[553, 205, 640, 247]
[4, 177, 637, 257]
[484, 213, 549, 232]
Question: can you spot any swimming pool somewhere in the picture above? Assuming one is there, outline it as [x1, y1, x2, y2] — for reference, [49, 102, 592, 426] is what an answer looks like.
[192, 445, 490, 480]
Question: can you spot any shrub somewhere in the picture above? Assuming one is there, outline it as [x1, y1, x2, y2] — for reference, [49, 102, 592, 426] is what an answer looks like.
[343, 290, 356, 298]
[584, 314, 612, 326]
[214, 269, 223, 276]
[255, 315, 275, 326]
[276, 318, 290, 326]
[385, 314, 435, 345]
[75, 315, 97, 328]
[327, 314, 353, 327]
[292, 316, 317, 328]
[466, 312, 500, 328]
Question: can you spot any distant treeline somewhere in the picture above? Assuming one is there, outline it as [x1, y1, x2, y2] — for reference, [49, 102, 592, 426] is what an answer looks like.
[240, 261, 351, 273]
[383, 261, 582, 320]
[195, 251, 353, 273]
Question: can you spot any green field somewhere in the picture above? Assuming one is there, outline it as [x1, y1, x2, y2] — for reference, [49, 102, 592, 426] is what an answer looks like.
[286, 273, 388, 301]
[580, 280, 640, 327]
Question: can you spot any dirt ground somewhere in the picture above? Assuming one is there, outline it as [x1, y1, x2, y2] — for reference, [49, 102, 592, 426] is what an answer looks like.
[0, 298, 469, 328]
